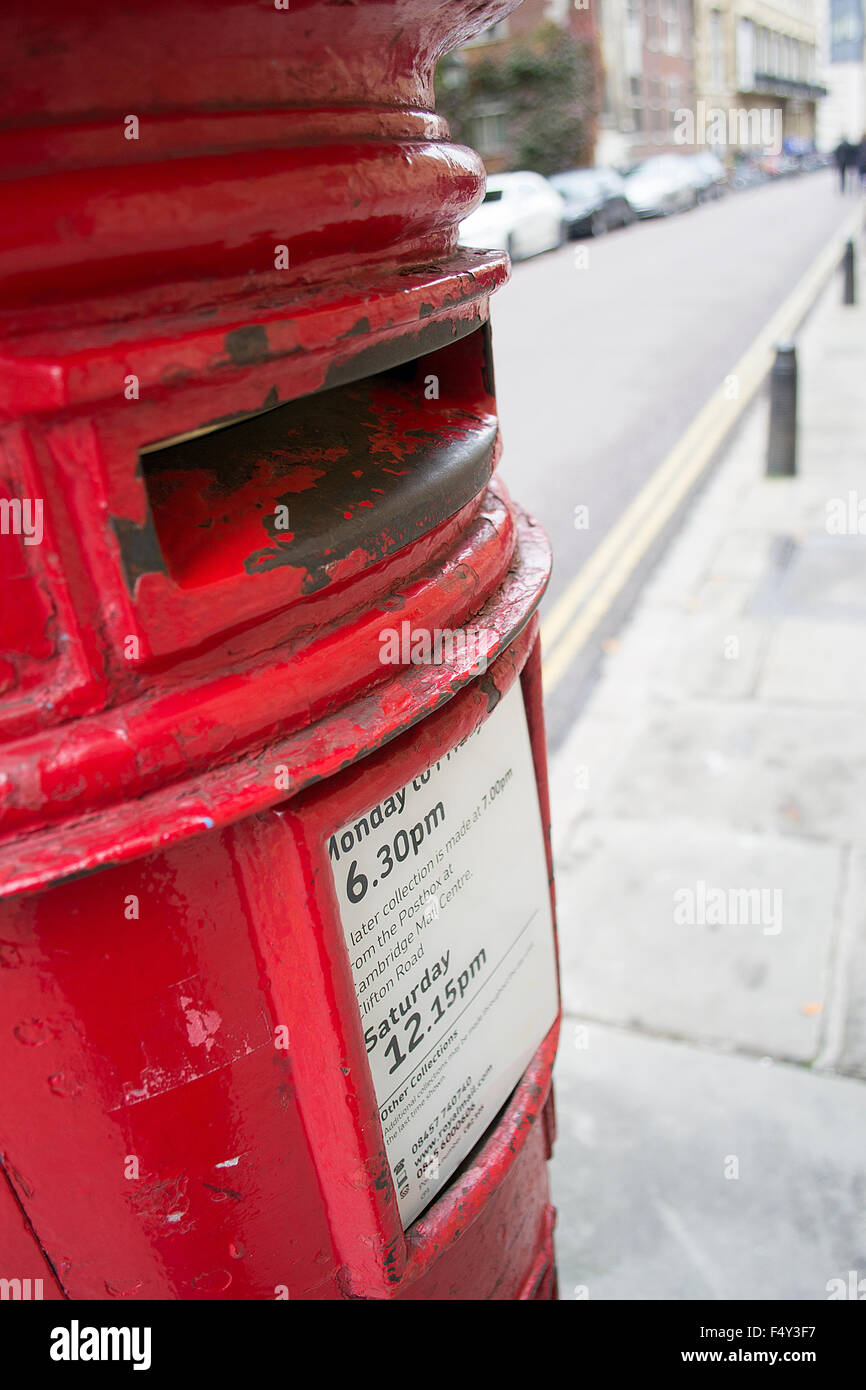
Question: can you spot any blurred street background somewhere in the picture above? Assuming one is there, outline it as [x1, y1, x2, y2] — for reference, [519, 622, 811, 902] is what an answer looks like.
[547, 270, 866, 1300]
[438, 0, 866, 1299]
[491, 169, 857, 747]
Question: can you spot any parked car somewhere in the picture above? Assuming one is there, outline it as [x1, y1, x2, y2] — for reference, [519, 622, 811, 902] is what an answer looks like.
[682, 150, 728, 201]
[549, 167, 635, 237]
[457, 171, 565, 260]
[623, 154, 698, 217]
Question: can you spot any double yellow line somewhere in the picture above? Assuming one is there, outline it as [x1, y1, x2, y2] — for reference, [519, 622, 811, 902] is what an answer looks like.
[541, 202, 865, 694]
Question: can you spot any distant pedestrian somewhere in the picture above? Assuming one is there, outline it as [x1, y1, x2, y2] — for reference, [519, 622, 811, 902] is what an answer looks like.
[857, 135, 866, 189]
[835, 138, 852, 192]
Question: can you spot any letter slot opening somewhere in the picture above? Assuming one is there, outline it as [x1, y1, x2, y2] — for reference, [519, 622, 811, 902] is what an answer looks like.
[138, 325, 498, 596]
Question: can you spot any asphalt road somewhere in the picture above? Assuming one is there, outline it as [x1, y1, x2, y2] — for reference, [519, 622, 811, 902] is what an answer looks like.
[489, 167, 859, 749]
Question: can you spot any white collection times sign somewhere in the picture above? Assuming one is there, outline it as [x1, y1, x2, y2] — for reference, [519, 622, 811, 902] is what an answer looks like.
[326, 681, 558, 1227]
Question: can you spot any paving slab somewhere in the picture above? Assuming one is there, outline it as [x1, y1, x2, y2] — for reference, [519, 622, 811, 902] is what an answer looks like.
[596, 703, 866, 844]
[759, 618, 866, 704]
[550, 1023, 866, 1300]
[557, 820, 840, 1061]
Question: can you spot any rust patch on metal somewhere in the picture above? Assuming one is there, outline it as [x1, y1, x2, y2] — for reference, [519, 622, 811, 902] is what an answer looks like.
[477, 669, 501, 714]
[338, 316, 371, 339]
[224, 324, 270, 365]
[110, 510, 169, 592]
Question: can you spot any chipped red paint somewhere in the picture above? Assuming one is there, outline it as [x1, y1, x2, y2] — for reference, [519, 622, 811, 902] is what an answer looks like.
[0, 0, 560, 1299]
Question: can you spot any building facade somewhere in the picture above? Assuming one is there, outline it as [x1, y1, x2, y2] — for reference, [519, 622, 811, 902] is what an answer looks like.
[597, 0, 698, 166]
[441, 0, 829, 172]
[438, 0, 602, 171]
[691, 0, 826, 153]
[815, 0, 866, 150]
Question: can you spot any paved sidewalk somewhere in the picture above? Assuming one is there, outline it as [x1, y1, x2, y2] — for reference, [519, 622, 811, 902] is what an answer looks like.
[548, 268, 866, 1300]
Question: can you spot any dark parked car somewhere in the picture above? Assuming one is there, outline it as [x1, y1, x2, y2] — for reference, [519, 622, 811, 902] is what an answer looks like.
[550, 167, 635, 237]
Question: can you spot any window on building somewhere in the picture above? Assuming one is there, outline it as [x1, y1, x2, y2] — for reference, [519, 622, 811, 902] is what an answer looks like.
[544, 0, 570, 25]
[439, 59, 465, 91]
[626, 72, 644, 132]
[736, 17, 755, 91]
[709, 10, 724, 90]
[625, 0, 642, 76]
[602, 68, 614, 116]
[469, 108, 508, 156]
[463, 20, 509, 47]
[662, 0, 681, 55]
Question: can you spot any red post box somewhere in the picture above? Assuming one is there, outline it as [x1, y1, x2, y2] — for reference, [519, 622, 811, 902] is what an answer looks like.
[0, 0, 560, 1300]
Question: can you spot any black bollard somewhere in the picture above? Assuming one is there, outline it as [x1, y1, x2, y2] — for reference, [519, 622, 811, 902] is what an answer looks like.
[843, 239, 856, 305]
[766, 341, 797, 477]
